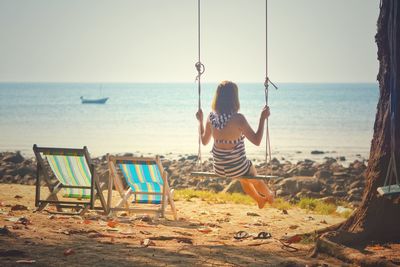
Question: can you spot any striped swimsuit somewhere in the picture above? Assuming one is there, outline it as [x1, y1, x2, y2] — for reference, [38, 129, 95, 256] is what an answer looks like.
[209, 112, 252, 178]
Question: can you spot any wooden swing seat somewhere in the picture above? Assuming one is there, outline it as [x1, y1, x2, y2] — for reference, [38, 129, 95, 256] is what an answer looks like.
[191, 171, 279, 180]
[377, 184, 400, 196]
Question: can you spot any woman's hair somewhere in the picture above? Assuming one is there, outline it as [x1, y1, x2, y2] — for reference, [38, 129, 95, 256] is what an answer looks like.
[211, 81, 240, 114]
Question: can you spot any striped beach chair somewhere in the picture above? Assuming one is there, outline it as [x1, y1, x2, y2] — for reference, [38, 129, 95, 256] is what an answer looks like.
[33, 145, 108, 215]
[107, 156, 177, 220]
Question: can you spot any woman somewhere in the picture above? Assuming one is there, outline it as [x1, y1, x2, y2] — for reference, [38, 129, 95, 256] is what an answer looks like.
[196, 80, 274, 209]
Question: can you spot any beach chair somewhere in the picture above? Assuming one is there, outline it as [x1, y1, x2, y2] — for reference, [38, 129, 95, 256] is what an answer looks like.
[33, 145, 108, 215]
[107, 155, 177, 220]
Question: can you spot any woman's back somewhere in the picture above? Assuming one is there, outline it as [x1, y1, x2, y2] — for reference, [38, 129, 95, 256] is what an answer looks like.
[210, 112, 244, 150]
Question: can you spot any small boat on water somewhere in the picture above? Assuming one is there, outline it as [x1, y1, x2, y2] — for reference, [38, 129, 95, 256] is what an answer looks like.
[80, 96, 109, 104]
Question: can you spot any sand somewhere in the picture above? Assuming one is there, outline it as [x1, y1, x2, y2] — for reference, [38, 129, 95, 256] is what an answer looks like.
[0, 184, 350, 266]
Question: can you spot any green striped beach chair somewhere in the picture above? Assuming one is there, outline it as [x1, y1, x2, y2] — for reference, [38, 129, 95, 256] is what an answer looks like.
[33, 145, 108, 215]
[108, 156, 177, 220]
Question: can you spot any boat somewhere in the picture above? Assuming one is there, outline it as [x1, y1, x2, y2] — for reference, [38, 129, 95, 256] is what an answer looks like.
[80, 96, 109, 104]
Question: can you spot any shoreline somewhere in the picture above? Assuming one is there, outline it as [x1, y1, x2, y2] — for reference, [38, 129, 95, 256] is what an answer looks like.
[0, 150, 367, 206]
[0, 148, 369, 166]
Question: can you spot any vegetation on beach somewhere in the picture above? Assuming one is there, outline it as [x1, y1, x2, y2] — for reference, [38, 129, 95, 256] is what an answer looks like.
[174, 189, 352, 218]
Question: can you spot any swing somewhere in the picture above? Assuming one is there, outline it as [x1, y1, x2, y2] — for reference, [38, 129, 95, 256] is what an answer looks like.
[377, 0, 400, 197]
[191, 0, 279, 181]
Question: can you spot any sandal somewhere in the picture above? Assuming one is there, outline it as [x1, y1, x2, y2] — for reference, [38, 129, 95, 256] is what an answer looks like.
[279, 240, 299, 252]
[234, 230, 249, 240]
[254, 231, 272, 240]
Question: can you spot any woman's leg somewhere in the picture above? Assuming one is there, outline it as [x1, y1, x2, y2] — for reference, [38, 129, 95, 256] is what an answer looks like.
[247, 164, 274, 204]
[239, 179, 267, 209]
[249, 179, 274, 204]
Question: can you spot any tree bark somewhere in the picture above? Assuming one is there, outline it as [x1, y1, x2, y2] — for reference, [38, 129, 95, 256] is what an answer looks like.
[331, 0, 400, 245]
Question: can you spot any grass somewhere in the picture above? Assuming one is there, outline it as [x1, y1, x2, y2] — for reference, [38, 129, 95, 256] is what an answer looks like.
[298, 198, 337, 215]
[174, 189, 254, 205]
[174, 189, 353, 218]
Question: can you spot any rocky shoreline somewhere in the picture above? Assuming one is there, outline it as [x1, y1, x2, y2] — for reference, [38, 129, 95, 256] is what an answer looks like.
[0, 151, 367, 206]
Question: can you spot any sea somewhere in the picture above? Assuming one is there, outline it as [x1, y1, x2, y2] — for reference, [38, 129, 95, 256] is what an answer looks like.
[0, 82, 378, 163]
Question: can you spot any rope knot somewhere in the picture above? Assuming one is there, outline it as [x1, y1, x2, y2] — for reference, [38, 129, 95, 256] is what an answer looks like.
[264, 76, 278, 90]
[195, 61, 205, 75]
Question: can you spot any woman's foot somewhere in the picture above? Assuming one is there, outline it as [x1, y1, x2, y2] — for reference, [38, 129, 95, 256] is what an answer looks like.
[258, 190, 274, 205]
[257, 197, 268, 209]
[266, 189, 274, 204]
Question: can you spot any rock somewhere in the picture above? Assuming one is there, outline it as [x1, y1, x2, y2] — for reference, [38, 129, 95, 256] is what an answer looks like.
[348, 187, 364, 196]
[320, 196, 337, 205]
[314, 170, 332, 180]
[349, 180, 365, 189]
[186, 155, 198, 161]
[3, 152, 24, 164]
[336, 206, 352, 215]
[337, 156, 346, 161]
[11, 166, 35, 177]
[311, 150, 324, 155]
[321, 187, 333, 196]
[277, 176, 321, 195]
[22, 159, 33, 166]
[323, 157, 337, 165]
[295, 191, 322, 199]
[350, 160, 366, 171]
[332, 172, 348, 178]
[346, 194, 362, 202]
[270, 157, 280, 165]
[208, 182, 224, 192]
[3, 175, 13, 183]
[285, 167, 297, 176]
[332, 190, 347, 197]
[275, 189, 285, 197]
[222, 180, 244, 194]
[333, 184, 344, 192]
[297, 167, 316, 176]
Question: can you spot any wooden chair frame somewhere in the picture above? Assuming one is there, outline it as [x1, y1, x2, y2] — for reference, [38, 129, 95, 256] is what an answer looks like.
[107, 155, 177, 220]
[33, 144, 108, 215]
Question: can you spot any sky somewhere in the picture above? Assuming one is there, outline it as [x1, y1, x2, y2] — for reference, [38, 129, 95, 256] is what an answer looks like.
[0, 0, 379, 83]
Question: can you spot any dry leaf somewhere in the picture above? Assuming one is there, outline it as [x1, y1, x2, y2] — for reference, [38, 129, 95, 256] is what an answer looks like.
[63, 248, 75, 256]
[11, 205, 28, 211]
[107, 221, 118, 228]
[197, 228, 212, 234]
[140, 238, 155, 247]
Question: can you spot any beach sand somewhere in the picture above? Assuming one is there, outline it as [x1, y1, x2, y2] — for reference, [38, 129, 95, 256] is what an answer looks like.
[0, 184, 353, 266]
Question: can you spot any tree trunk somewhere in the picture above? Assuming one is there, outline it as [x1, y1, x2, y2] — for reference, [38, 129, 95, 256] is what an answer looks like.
[333, 0, 400, 245]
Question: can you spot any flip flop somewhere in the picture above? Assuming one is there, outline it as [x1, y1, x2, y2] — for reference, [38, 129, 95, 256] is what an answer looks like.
[234, 230, 249, 240]
[254, 231, 272, 240]
[278, 240, 299, 252]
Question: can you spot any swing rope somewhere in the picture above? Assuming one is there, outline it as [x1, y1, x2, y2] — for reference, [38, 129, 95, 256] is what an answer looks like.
[381, 0, 399, 194]
[264, 0, 278, 178]
[195, 0, 205, 170]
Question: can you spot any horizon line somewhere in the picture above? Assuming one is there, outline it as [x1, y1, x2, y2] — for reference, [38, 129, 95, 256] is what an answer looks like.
[0, 81, 378, 84]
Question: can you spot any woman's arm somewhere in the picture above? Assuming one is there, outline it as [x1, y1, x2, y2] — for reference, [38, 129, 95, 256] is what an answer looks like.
[196, 109, 212, 145]
[239, 106, 270, 146]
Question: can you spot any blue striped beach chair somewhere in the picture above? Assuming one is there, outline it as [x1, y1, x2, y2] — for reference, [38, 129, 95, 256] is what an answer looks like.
[107, 156, 177, 220]
[33, 145, 108, 215]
